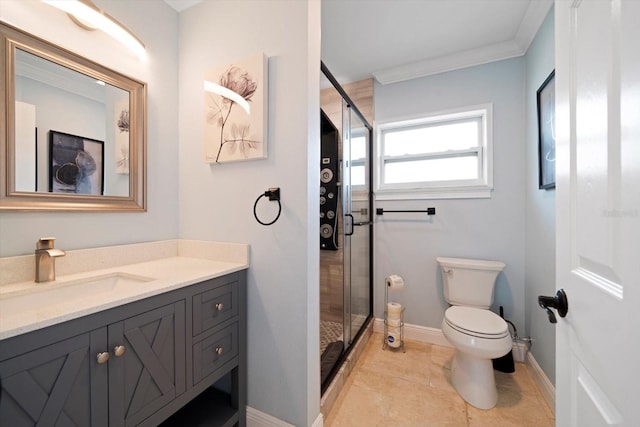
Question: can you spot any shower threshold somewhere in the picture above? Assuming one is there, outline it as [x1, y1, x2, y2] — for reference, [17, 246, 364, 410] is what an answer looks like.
[320, 317, 373, 417]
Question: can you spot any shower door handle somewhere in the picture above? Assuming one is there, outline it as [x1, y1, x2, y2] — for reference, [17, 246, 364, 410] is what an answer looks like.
[345, 214, 354, 236]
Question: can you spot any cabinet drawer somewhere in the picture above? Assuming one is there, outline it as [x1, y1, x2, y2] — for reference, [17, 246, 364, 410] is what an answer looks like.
[192, 283, 238, 337]
[193, 323, 239, 384]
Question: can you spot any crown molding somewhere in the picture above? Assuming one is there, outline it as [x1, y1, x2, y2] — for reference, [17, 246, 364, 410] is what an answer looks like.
[16, 58, 106, 103]
[373, 40, 523, 85]
[373, 0, 553, 85]
[515, 0, 554, 51]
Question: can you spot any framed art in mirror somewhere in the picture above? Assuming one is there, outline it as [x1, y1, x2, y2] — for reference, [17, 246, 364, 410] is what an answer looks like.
[48, 130, 104, 196]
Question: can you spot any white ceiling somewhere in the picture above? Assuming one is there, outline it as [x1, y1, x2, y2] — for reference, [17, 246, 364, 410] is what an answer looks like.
[163, 0, 202, 13]
[322, 0, 552, 84]
[164, 0, 552, 85]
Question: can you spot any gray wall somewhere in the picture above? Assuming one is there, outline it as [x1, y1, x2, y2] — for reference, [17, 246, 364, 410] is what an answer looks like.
[0, 0, 180, 256]
[177, 2, 320, 426]
[374, 57, 527, 334]
[524, 8, 556, 385]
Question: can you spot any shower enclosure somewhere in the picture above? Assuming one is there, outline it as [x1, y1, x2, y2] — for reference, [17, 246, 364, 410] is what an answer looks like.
[319, 63, 373, 391]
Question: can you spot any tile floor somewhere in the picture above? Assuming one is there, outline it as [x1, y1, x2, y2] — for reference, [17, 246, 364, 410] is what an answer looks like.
[324, 333, 555, 427]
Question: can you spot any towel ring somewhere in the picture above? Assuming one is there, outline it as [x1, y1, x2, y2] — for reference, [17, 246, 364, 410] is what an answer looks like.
[253, 188, 281, 226]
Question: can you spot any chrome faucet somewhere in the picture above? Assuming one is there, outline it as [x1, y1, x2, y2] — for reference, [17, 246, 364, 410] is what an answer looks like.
[35, 237, 66, 283]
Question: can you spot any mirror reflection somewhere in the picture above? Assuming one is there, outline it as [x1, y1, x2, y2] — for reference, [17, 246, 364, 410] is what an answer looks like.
[1, 21, 146, 211]
[15, 48, 130, 197]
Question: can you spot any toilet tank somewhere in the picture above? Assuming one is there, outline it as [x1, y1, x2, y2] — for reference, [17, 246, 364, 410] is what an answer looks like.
[436, 257, 506, 309]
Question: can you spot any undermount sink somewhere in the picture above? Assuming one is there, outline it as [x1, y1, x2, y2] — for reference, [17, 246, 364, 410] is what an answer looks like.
[0, 272, 155, 319]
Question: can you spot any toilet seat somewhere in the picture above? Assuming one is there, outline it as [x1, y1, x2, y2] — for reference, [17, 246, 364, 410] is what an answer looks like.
[444, 306, 509, 339]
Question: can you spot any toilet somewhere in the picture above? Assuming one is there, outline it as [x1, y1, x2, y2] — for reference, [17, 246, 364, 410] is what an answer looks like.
[436, 256, 511, 409]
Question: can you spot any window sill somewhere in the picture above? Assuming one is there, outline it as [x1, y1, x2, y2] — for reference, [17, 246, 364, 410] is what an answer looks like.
[374, 186, 493, 201]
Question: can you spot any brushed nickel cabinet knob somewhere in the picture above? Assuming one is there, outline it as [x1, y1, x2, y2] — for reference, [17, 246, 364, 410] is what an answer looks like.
[97, 352, 110, 364]
[114, 345, 126, 357]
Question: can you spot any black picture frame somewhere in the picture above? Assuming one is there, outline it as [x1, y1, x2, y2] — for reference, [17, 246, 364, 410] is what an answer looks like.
[537, 70, 556, 190]
[49, 130, 104, 195]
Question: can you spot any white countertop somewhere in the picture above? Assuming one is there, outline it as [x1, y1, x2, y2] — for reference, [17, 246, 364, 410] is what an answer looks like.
[0, 240, 249, 340]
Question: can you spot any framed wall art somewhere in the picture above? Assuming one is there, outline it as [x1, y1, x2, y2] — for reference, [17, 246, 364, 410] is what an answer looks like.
[203, 53, 268, 163]
[537, 70, 556, 190]
[49, 130, 104, 195]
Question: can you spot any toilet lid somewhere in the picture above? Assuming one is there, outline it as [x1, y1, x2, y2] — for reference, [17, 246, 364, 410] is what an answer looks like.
[444, 306, 509, 339]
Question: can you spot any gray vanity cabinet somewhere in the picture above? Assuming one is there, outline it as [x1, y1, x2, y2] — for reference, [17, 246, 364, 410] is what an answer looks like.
[0, 329, 109, 426]
[0, 302, 185, 427]
[108, 301, 186, 427]
[0, 270, 246, 427]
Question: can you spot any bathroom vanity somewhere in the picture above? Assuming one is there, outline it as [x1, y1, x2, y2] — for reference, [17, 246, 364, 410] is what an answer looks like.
[0, 241, 248, 427]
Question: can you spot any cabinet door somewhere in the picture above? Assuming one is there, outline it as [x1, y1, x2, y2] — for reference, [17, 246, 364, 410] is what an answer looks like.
[0, 329, 108, 427]
[108, 301, 185, 427]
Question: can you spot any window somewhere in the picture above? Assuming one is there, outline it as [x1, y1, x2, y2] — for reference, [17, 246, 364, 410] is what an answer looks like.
[350, 132, 367, 188]
[376, 104, 493, 199]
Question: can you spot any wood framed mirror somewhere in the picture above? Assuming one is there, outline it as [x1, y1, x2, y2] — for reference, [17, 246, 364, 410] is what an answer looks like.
[0, 21, 146, 211]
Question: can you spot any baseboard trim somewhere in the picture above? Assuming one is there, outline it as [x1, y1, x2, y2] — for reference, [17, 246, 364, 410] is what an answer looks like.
[525, 352, 556, 415]
[373, 318, 533, 364]
[373, 318, 452, 347]
[246, 406, 323, 427]
[247, 406, 295, 427]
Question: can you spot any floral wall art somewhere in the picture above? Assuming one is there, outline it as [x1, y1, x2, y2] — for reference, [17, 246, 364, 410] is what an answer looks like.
[115, 98, 130, 174]
[204, 53, 268, 163]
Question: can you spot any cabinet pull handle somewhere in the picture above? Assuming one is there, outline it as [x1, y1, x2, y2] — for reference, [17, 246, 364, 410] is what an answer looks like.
[215, 347, 223, 356]
[97, 352, 110, 364]
[114, 345, 126, 357]
[215, 303, 223, 311]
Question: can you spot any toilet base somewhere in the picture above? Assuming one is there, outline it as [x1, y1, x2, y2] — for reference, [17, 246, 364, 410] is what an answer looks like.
[451, 349, 499, 409]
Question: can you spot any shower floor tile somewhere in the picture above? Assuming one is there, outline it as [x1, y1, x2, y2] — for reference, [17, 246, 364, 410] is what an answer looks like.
[320, 320, 343, 355]
[324, 333, 555, 427]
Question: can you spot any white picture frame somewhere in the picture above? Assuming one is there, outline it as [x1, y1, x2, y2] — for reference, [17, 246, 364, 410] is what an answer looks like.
[203, 53, 268, 163]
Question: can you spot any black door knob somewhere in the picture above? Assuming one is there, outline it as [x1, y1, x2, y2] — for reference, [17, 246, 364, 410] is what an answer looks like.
[538, 289, 568, 324]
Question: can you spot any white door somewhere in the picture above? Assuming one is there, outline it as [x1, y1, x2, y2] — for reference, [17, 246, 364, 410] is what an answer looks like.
[555, 0, 640, 426]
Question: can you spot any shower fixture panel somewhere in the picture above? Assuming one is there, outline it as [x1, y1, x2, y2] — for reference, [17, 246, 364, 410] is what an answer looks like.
[320, 110, 339, 250]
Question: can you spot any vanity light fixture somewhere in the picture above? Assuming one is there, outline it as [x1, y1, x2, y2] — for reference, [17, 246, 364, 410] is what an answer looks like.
[41, 0, 145, 58]
[203, 80, 251, 115]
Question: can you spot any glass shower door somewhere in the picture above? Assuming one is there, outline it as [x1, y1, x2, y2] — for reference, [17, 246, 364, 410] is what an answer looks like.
[342, 106, 371, 344]
[319, 63, 372, 391]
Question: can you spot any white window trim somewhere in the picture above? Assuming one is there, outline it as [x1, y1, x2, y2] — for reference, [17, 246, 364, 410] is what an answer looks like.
[349, 129, 369, 193]
[374, 103, 494, 200]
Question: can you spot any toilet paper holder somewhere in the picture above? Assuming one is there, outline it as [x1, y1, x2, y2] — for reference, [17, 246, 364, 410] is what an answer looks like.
[383, 275, 406, 352]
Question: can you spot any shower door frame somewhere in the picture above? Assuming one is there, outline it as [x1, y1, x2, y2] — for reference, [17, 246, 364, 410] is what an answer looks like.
[320, 62, 374, 394]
